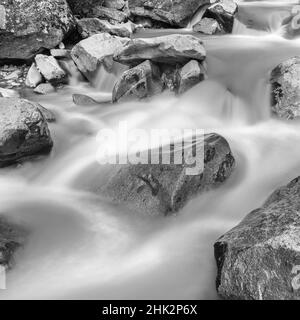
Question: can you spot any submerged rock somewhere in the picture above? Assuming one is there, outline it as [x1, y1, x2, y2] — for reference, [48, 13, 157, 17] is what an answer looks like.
[99, 133, 235, 216]
[113, 60, 164, 102]
[35, 55, 67, 84]
[128, 0, 209, 27]
[72, 94, 99, 106]
[193, 17, 223, 35]
[270, 56, 300, 120]
[71, 33, 129, 82]
[215, 176, 300, 300]
[204, 0, 238, 33]
[0, 0, 75, 60]
[25, 64, 43, 88]
[77, 18, 137, 38]
[178, 60, 207, 94]
[34, 83, 56, 95]
[0, 98, 53, 167]
[0, 216, 26, 269]
[114, 34, 206, 66]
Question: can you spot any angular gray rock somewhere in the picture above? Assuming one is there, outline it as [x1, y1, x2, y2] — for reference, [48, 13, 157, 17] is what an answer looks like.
[50, 49, 70, 58]
[92, 6, 128, 24]
[178, 60, 207, 94]
[25, 64, 43, 88]
[204, 0, 238, 33]
[128, 0, 209, 27]
[215, 176, 300, 300]
[99, 133, 235, 216]
[103, 0, 126, 10]
[0, 0, 75, 60]
[0, 216, 26, 269]
[71, 33, 129, 82]
[112, 60, 164, 102]
[114, 34, 206, 66]
[270, 56, 300, 120]
[35, 55, 67, 83]
[0, 98, 53, 167]
[193, 17, 223, 35]
[77, 18, 136, 38]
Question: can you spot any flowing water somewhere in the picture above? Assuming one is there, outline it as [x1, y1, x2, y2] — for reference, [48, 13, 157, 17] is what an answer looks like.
[1, 0, 300, 300]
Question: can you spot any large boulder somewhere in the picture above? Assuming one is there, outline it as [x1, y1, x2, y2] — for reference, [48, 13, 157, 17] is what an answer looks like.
[270, 57, 300, 120]
[71, 33, 129, 82]
[0, 98, 53, 167]
[215, 176, 300, 300]
[114, 34, 206, 66]
[0, 216, 26, 269]
[77, 18, 137, 38]
[112, 60, 164, 102]
[0, 0, 75, 60]
[98, 133, 235, 216]
[128, 0, 209, 27]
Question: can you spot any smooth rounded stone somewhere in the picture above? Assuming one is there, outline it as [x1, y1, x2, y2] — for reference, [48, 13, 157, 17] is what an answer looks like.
[50, 49, 70, 58]
[97, 133, 235, 216]
[0, 216, 27, 269]
[25, 64, 43, 88]
[0, 0, 75, 60]
[71, 33, 129, 82]
[193, 17, 223, 35]
[0, 98, 53, 167]
[103, 0, 126, 10]
[128, 0, 209, 27]
[35, 55, 67, 84]
[77, 18, 137, 38]
[204, 0, 238, 33]
[72, 94, 99, 106]
[215, 176, 300, 300]
[114, 34, 206, 66]
[270, 56, 300, 120]
[112, 60, 164, 102]
[66, 0, 104, 17]
[34, 83, 56, 95]
[178, 60, 207, 94]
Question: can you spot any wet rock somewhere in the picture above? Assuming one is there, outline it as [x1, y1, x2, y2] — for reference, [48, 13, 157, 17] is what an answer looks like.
[37, 105, 56, 123]
[178, 60, 207, 94]
[71, 33, 129, 82]
[114, 34, 206, 66]
[50, 49, 70, 58]
[0, 0, 75, 60]
[99, 133, 235, 216]
[58, 58, 85, 83]
[0, 98, 53, 167]
[0, 65, 28, 89]
[193, 17, 223, 35]
[112, 60, 164, 102]
[215, 176, 300, 300]
[72, 94, 99, 106]
[35, 55, 67, 84]
[204, 0, 238, 33]
[128, 0, 209, 27]
[270, 56, 300, 120]
[77, 18, 137, 38]
[92, 6, 128, 24]
[34, 83, 56, 95]
[25, 64, 43, 88]
[0, 216, 26, 269]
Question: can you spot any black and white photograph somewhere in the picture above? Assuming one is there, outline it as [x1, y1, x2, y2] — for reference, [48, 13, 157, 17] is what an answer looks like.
[0, 0, 300, 309]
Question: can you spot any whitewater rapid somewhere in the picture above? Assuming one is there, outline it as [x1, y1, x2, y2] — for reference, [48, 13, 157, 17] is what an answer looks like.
[1, 0, 300, 300]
